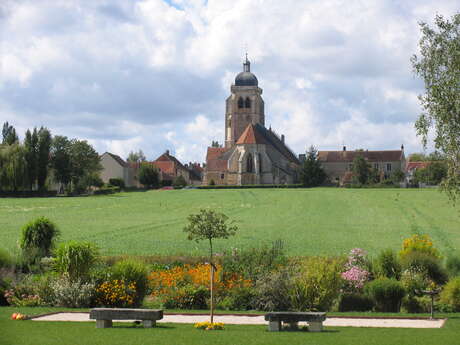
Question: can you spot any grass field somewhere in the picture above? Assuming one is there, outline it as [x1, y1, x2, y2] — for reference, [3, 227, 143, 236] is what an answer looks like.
[2, 307, 460, 345]
[0, 188, 458, 257]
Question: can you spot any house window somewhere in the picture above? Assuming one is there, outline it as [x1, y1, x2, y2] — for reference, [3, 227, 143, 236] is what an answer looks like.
[221, 173, 224, 179]
[238, 97, 244, 108]
[374, 163, 379, 170]
[386, 163, 392, 172]
[247, 154, 254, 173]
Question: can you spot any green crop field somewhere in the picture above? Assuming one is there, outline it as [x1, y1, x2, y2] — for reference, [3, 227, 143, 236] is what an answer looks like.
[0, 188, 458, 257]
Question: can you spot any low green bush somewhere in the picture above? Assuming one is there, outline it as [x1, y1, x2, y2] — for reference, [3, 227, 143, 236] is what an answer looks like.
[108, 178, 125, 189]
[198, 184, 303, 189]
[50, 277, 95, 308]
[54, 241, 99, 282]
[163, 285, 209, 309]
[439, 277, 460, 311]
[20, 217, 60, 264]
[217, 287, 255, 311]
[402, 295, 431, 313]
[253, 268, 293, 311]
[446, 255, 460, 278]
[373, 249, 401, 280]
[111, 259, 149, 307]
[0, 248, 13, 269]
[93, 186, 121, 195]
[364, 278, 406, 312]
[401, 251, 448, 285]
[290, 257, 343, 311]
[338, 293, 373, 312]
[172, 175, 187, 189]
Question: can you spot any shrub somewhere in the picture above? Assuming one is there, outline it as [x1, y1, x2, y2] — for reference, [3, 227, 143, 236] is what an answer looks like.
[222, 240, 287, 282]
[364, 278, 406, 312]
[93, 186, 121, 195]
[172, 175, 187, 189]
[217, 287, 255, 311]
[19, 217, 60, 263]
[400, 251, 448, 285]
[163, 285, 209, 309]
[401, 270, 429, 297]
[290, 257, 343, 311]
[111, 259, 149, 307]
[51, 277, 94, 308]
[54, 241, 99, 282]
[3, 275, 45, 307]
[439, 277, 460, 311]
[95, 279, 137, 308]
[446, 254, 460, 278]
[374, 249, 401, 280]
[253, 268, 293, 311]
[0, 248, 13, 269]
[400, 234, 440, 260]
[402, 295, 431, 313]
[338, 293, 374, 312]
[108, 178, 125, 189]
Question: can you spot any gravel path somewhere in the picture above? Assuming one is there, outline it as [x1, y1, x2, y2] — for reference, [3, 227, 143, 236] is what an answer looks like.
[31, 313, 446, 328]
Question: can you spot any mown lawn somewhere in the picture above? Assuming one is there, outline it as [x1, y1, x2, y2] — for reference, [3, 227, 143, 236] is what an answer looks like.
[0, 188, 458, 257]
[1, 307, 460, 345]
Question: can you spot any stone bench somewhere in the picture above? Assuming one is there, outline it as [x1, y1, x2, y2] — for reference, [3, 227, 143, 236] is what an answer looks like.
[264, 312, 326, 332]
[89, 308, 163, 328]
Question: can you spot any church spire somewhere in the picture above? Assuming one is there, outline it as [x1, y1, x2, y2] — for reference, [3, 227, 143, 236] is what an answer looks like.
[243, 53, 250, 72]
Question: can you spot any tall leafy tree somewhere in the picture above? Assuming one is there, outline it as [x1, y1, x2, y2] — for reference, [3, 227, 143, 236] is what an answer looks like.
[352, 155, 370, 185]
[2, 122, 19, 145]
[299, 146, 326, 187]
[138, 163, 159, 188]
[127, 149, 146, 163]
[411, 13, 460, 200]
[69, 139, 102, 192]
[51, 136, 72, 190]
[37, 127, 52, 190]
[24, 128, 39, 190]
[184, 209, 237, 324]
[0, 144, 28, 191]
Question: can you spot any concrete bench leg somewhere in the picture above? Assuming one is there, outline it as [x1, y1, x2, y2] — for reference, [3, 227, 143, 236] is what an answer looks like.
[96, 319, 113, 328]
[143, 320, 155, 328]
[308, 321, 323, 332]
[268, 320, 281, 332]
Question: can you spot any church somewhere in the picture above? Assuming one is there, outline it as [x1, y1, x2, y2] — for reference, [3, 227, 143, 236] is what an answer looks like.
[204, 57, 300, 185]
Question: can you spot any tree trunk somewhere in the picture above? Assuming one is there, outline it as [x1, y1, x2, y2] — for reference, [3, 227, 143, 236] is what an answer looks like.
[209, 238, 214, 324]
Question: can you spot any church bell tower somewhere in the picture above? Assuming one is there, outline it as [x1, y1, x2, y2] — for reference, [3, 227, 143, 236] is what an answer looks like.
[225, 56, 265, 148]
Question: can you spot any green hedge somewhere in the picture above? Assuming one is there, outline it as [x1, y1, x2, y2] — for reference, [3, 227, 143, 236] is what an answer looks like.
[93, 186, 121, 195]
[198, 184, 304, 189]
[0, 190, 58, 197]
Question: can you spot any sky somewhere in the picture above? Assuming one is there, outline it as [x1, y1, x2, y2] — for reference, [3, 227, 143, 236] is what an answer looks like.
[1, 0, 458, 163]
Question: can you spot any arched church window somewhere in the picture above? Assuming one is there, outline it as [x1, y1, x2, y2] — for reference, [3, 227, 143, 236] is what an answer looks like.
[245, 97, 251, 108]
[247, 153, 253, 173]
[238, 97, 244, 108]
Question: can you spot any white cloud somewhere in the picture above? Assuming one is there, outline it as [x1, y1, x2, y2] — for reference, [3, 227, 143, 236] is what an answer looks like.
[0, 0, 457, 165]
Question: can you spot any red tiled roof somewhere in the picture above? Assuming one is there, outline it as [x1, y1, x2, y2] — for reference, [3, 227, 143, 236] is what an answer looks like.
[406, 161, 430, 171]
[205, 147, 229, 172]
[318, 150, 404, 163]
[236, 124, 268, 145]
[206, 147, 227, 161]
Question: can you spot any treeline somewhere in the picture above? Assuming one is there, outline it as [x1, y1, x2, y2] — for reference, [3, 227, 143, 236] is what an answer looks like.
[0, 122, 102, 194]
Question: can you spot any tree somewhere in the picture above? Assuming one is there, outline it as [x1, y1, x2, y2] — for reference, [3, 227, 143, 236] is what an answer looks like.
[138, 163, 159, 188]
[412, 13, 460, 200]
[24, 128, 39, 190]
[352, 155, 370, 185]
[2, 122, 18, 145]
[0, 143, 28, 191]
[211, 141, 221, 148]
[127, 150, 146, 163]
[68, 139, 102, 193]
[172, 175, 187, 189]
[391, 169, 406, 184]
[299, 146, 326, 187]
[51, 136, 72, 191]
[414, 161, 448, 185]
[37, 127, 52, 190]
[20, 217, 60, 265]
[183, 209, 238, 324]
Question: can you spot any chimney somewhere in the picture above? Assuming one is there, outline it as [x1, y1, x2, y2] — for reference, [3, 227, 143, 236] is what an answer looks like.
[401, 144, 404, 150]
[281, 134, 285, 143]
[343, 146, 346, 151]
[166, 149, 170, 155]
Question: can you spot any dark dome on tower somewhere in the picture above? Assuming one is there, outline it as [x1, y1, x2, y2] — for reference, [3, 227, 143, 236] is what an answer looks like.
[235, 56, 258, 86]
